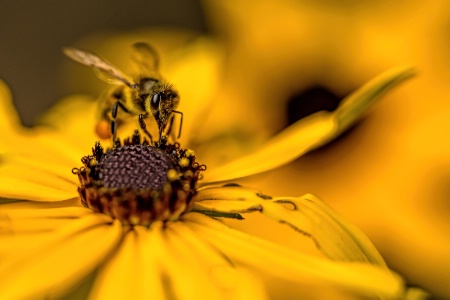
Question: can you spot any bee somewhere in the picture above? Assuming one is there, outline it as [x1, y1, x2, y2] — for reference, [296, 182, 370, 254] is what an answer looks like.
[63, 42, 183, 145]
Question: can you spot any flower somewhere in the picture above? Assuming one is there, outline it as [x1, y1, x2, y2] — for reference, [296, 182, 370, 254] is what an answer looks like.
[0, 41, 416, 298]
[200, 2, 450, 297]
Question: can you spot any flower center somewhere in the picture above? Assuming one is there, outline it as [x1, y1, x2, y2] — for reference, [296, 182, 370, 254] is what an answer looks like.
[73, 131, 205, 226]
[98, 144, 175, 190]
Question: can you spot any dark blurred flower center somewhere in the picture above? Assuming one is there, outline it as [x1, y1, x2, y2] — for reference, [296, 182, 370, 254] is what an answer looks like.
[287, 86, 344, 125]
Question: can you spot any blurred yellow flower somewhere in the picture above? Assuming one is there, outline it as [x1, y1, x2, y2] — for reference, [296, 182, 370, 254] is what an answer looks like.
[0, 38, 417, 298]
[200, 2, 450, 298]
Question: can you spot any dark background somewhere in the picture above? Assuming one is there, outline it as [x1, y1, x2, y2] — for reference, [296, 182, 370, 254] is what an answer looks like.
[0, 0, 207, 126]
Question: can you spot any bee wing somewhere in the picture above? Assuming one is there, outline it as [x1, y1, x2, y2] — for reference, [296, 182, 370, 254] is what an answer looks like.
[130, 42, 160, 76]
[63, 47, 136, 88]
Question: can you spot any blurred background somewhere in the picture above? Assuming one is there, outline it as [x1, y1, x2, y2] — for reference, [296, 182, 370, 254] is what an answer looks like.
[2, 0, 450, 298]
[0, 0, 207, 126]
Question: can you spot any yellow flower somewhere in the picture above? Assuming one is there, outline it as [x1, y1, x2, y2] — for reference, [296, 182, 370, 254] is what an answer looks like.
[200, 2, 450, 297]
[0, 41, 416, 299]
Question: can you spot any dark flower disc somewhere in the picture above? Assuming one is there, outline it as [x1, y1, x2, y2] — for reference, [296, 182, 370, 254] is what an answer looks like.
[73, 130, 206, 226]
[98, 144, 175, 190]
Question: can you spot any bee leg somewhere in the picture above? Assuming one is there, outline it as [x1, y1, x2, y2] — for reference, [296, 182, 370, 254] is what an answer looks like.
[165, 114, 175, 139]
[172, 110, 183, 139]
[111, 101, 129, 147]
[138, 114, 153, 144]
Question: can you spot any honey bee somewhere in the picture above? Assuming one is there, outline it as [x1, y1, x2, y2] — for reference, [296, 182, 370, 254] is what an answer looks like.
[63, 42, 182, 145]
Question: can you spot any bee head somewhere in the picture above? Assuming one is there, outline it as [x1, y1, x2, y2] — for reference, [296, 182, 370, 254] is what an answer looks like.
[149, 88, 179, 124]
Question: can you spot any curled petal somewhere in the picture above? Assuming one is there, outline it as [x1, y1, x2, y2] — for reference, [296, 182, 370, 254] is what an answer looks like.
[193, 187, 385, 265]
[183, 213, 404, 299]
[263, 195, 386, 266]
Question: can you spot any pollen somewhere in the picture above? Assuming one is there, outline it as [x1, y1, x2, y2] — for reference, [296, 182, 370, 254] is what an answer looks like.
[167, 169, 180, 181]
[185, 149, 195, 157]
[73, 130, 206, 226]
[179, 157, 190, 167]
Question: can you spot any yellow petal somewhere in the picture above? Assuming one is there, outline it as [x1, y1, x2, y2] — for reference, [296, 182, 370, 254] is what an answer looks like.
[9, 131, 88, 168]
[146, 221, 225, 299]
[0, 128, 91, 202]
[0, 174, 77, 201]
[262, 195, 386, 265]
[0, 214, 122, 299]
[37, 94, 100, 149]
[0, 206, 93, 260]
[0, 197, 80, 209]
[168, 220, 268, 299]
[196, 184, 263, 200]
[183, 212, 405, 298]
[0, 205, 91, 235]
[112, 220, 268, 299]
[0, 80, 22, 138]
[89, 227, 165, 300]
[137, 225, 168, 299]
[204, 67, 414, 182]
[335, 66, 415, 133]
[1, 218, 77, 236]
[204, 111, 337, 182]
[89, 225, 241, 300]
[2, 107, 95, 170]
[194, 187, 385, 265]
[404, 287, 431, 300]
[12, 156, 79, 187]
[0, 82, 94, 157]
[0, 136, 83, 200]
[0, 162, 77, 200]
[166, 38, 224, 145]
[194, 200, 259, 214]
[1, 206, 90, 221]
